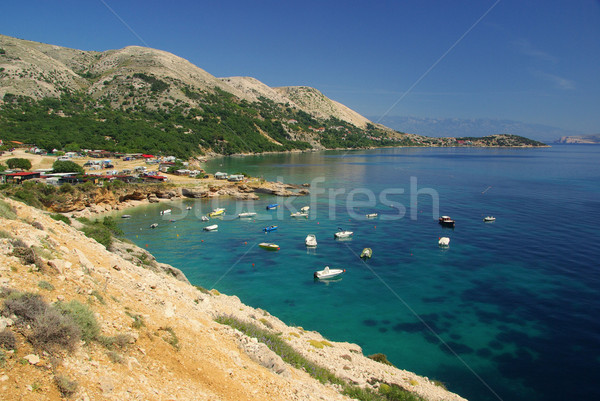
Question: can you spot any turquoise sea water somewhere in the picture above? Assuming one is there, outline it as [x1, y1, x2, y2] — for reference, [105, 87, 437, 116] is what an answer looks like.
[118, 145, 600, 401]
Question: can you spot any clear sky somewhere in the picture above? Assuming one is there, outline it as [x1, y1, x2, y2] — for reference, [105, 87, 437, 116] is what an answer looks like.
[2, 0, 599, 134]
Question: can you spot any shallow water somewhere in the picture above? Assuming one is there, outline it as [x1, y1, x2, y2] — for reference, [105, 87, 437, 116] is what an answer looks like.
[119, 145, 600, 401]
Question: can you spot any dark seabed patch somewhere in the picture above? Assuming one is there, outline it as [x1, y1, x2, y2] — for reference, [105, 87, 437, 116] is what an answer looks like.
[440, 341, 474, 355]
[363, 319, 378, 327]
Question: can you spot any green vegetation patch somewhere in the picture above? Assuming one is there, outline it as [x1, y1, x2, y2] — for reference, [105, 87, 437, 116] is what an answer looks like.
[215, 315, 425, 401]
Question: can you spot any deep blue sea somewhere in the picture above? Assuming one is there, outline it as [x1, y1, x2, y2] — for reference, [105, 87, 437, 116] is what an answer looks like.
[117, 145, 600, 401]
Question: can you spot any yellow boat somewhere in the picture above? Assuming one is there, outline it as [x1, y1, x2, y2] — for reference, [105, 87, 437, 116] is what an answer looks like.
[208, 208, 225, 217]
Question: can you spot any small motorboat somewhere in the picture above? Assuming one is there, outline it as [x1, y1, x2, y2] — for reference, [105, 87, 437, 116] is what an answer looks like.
[160, 209, 172, 215]
[203, 224, 218, 231]
[208, 208, 225, 217]
[201, 216, 210, 221]
[305, 234, 317, 247]
[259, 243, 280, 251]
[334, 228, 353, 239]
[314, 266, 345, 280]
[300, 206, 310, 212]
[483, 216, 496, 222]
[360, 248, 372, 259]
[186, 206, 192, 210]
[121, 214, 131, 219]
[438, 237, 450, 247]
[149, 223, 158, 229]
[266, 203, 278, 210]
[291, 212, 309, 218]
[238, 212, 257, 218]
[439, 216, 455, 227]
[263, 225, 278, 232]
[366, 213, 378, 218]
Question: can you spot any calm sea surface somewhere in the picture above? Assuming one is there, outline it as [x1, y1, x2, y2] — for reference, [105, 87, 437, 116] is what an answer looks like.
[118, 145, 600, 401]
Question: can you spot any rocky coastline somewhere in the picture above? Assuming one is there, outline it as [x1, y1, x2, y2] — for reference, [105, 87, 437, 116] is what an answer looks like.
[45, 178, 310, 218]
[0, 195, 468, 401]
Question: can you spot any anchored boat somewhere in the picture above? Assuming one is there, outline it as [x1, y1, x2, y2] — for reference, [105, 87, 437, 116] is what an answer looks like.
[314, 266, 345, 280]
[259, 243, 280, 251]
[360, 248, 372, 259]
[438, 237, 450, 247]
[305, 234, 317, 247]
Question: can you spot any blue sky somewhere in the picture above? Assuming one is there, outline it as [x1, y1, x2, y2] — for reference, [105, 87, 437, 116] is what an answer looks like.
[2, 0, 599, 134]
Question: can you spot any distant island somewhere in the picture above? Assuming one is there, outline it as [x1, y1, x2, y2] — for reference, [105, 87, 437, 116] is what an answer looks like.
[555, 134, 600, 144]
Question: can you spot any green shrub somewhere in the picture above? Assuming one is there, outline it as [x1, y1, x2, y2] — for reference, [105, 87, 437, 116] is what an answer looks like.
[2, 292, 48, 322]
[31, 308, 81, 352]
[107, 350, 124, 363]
[54, 300, 99, 343]
[0, 329, 17, 350]
[159, 326, 179, 350]
[55, 375, 78, 398]
[368, 353, 394, 366]
[50, 213, 71, 225]
[37, 280, 55, 291]
[0, 350, 5, 367]
[31, 221, 44, 230]
[0, 199, 17, 219]
[97, 334, 131, 350]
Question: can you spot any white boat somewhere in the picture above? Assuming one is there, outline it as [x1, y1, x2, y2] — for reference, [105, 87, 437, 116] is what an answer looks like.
[334, 228, 353, 239]
[438, 237, 450, 247]
[305, 234, 317, 247]
[186, 206, 192, 210]
[366, 213, 378, 218]
[314, 266, 345, 280]
[201, 215, 209, 221]
[291, 212, 309, 218]
[259, 243, 280, 251]
[483, 216, 496, 222]
[300, 206, 310, 212]
[121, 214, 131, 219]
[204, 224, 218, 231]
[160, 209, 172, 215]
[149, 223, 158, 229]
[238, 212, 257, 218]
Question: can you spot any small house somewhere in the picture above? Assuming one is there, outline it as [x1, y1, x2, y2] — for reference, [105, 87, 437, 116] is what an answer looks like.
[227, 174, 244, 182]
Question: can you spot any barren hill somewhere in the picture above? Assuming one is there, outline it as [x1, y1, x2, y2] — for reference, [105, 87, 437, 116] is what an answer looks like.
[0, 34, 373, 129]
[275, 86, 371, 128]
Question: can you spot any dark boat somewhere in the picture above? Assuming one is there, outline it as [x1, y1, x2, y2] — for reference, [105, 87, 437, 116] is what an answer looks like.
[263, 225, 278, 232]
[266, 203, 278, 210]
[439, 216, 455, 227]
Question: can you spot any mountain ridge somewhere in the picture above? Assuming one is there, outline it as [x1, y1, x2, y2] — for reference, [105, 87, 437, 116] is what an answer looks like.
[0, 34, 547, 156]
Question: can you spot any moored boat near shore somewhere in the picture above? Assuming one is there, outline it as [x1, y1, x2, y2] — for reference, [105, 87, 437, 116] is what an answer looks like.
[203, 224, 218, 231]
[263, 225, 278, 232]
[208, 208, 225, 217]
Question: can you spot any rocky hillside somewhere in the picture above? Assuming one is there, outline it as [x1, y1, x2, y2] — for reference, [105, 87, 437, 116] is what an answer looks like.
[0, 34, 409, 156]
[0, 34, 371, 129]
[0, 196, 468, 401]
[555, 134, 600, 144]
